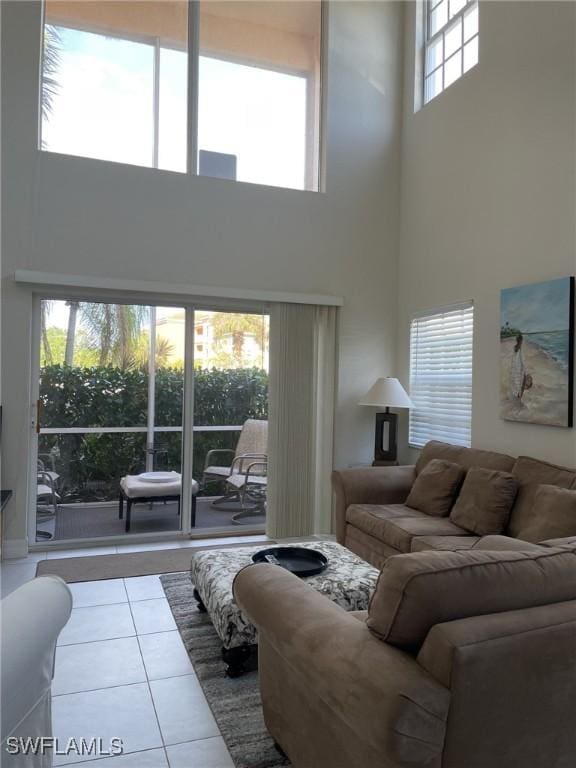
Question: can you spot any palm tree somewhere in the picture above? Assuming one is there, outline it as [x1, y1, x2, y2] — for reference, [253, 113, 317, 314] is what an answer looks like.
[64, 301, 79, 365]
[209, 313, 269, 366]
[41, 25, 61, 138]
[78, 303, 149, 369]
[130, 333, 176, 369]
[41, 300, 54, 365]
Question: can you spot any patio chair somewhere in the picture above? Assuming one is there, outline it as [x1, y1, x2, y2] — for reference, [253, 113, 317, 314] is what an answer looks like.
[36, 459, 60, 541]
[202, 419, 267, 511]
[226, 458, 267, 523]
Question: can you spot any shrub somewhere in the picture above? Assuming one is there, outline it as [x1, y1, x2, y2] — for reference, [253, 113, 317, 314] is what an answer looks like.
[39, 365, 268, 502]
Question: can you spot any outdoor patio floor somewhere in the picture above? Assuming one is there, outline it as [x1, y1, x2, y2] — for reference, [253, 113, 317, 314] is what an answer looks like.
[38, 497, 266, 542]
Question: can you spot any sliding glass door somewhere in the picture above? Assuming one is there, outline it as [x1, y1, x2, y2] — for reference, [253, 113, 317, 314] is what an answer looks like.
[35, 300, 185, 543]
[33, 299, 269, 545]
[192, 310, 269, 530]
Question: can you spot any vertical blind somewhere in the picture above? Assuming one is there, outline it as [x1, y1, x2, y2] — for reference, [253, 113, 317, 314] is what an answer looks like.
[409, 302, 474, 448]
[267, 303, 337, 538]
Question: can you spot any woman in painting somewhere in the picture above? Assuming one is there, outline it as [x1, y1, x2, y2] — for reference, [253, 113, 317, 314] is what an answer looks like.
[510, 333, 533, 401]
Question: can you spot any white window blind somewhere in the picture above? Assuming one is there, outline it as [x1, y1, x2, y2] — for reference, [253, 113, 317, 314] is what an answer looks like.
[409, 303, 474, 448]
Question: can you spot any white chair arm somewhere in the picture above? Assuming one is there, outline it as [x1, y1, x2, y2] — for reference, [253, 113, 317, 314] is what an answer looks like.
[1, 576, 72, 755]
[203, 449, 235, 471]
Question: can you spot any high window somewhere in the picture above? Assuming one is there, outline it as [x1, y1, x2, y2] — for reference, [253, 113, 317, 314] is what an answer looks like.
[423, 0, 478, 104]
[409, 303, 474, 448]
[40, 1, 322, 191]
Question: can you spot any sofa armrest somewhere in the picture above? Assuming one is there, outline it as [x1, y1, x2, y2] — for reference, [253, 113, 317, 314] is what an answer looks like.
[234, 563, 449, 766]
[331, 465, 416, 543]
[418, 600, 576, 688]
[1, 576, 73, 744]
[416, 601, 576, 767]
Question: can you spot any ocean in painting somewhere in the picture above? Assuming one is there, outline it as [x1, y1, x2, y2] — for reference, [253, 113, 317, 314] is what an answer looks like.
[524, 331, 570, 372]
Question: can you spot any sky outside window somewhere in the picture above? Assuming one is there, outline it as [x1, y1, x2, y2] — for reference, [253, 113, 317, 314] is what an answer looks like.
[42, 27, 156, 167]
[198, 56, 307, 189]
[42, 25, 309, 188]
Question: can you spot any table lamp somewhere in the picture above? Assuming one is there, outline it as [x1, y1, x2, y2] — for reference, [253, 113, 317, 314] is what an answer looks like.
[358, 377, 413, 464]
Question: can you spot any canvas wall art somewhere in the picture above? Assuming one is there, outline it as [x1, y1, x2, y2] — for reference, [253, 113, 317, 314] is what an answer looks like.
[500, 277, 574, 427]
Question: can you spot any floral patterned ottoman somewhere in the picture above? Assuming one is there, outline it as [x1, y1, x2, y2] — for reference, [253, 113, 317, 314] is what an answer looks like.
[189, 540, 379, 676]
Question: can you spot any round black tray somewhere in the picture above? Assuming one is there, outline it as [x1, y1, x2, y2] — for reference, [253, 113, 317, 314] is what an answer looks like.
[252, 546, 328, 577]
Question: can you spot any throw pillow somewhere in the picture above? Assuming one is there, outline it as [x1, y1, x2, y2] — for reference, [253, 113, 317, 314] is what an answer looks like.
[450, 467, 518, 536]
[405, 459, 465, 518]
[517, 485, 576, 543]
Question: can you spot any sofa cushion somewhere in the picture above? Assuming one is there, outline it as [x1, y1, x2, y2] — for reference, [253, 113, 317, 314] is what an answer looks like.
[375, 517, 469, 554]
[415, 441, 515, 476]
[541, 536, 576, 552]
[411, 535, 480, 553]
[516, 485, 576, 543]
[367, 548, 576, 652]
[406, 459, 465, 517]
[345, 525, 398, 570]
[450, 467, 518, 535]
[508, 456, 576, 538]
[346, 504, 425, 543]
[472, 535, 544, 552]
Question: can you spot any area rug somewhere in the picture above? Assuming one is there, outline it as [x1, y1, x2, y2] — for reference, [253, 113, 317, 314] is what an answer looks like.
[36, 541, 274, 582]
[161, 570, 290, 768]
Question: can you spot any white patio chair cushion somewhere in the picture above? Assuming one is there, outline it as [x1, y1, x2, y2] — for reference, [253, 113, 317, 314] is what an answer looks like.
[121, 472, 185, 498]
[226, 473, 268, 491]
[204, 466, 231, 478]
[37, 485, 59, 499]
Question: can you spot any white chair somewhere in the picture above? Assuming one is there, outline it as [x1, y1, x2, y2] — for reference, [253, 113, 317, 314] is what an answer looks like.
[202, 419, 267, 512]
[1, 576, 73, 767]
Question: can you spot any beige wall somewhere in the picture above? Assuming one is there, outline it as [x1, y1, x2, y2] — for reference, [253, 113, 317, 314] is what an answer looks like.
[1, 1, 404, 554]
[397, 1, 576, 467]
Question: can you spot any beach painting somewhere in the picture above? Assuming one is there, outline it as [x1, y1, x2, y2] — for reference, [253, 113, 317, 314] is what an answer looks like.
[500, 277, 574, 427]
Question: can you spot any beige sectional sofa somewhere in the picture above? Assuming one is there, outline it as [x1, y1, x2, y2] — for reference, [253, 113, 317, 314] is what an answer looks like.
[332, 440, 576, 569]
[233, 440, 576, 767]
[234, 539, 576, 768]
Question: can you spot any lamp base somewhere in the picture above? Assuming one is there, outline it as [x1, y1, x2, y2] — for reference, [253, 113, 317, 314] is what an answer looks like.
[374, 410, 398, 463]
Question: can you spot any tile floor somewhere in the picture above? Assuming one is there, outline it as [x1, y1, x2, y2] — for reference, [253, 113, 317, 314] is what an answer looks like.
[0, 534, 274, 767]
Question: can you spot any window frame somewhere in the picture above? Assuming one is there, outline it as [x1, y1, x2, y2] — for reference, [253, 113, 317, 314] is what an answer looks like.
[422, 0, 478, 106]
[39, 1, 326, 192]
[408, 301, 474, 450]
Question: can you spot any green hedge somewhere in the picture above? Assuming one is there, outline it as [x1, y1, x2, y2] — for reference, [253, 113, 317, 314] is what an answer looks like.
[39, 365, 268, 502]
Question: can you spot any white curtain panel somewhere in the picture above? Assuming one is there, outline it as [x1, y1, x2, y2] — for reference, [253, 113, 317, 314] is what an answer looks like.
[266, 303, 337, 539]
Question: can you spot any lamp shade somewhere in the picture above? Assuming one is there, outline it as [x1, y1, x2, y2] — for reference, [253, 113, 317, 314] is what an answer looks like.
[358, 377, 413, 409]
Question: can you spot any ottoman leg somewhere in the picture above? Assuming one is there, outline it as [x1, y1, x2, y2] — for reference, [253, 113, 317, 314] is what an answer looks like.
[222, 645, 258, 678]
[125, 499, 132, 533]
[191, 494, 197, 528]
[119, 494, 124, 520]
[193, 588, 207, 612]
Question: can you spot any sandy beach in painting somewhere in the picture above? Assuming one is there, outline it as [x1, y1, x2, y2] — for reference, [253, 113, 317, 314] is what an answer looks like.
[500, 337, 570, 426]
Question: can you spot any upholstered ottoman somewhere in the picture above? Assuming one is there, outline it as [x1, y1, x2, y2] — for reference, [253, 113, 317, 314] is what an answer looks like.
[119, 472, 198, 532]
[189, 540, 379, 676]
